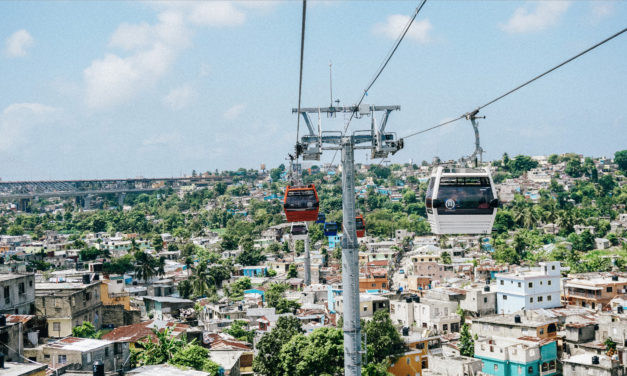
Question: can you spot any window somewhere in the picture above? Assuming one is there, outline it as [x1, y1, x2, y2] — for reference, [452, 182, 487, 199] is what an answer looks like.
[494, 364, 499, 371]
[19, 283, 25, 294]
[518, 366, 522, 375]
[548, 280, 552, 286]
[538, 296, 543, 302]
[53, 322, 60, 332]
[518, 282, 521, 288]
[503, 295, 508, 300]
[528, 282, 533, 288]
[607, 287, 613, 293]
[552, 265, 556, 270]
[528, 366, 533, 374]
[407, 358, 410, 365]
[105, 348, 109, 357]
[500, 280, 504, 285]
[530, 297, 534, 303]
[547, 295, 552, 301]
[86, 352, 92, 363]
[58, 355, 67, 364]
[29, 280, 33, 287]
[539, 329, 544, 335]
[484, 297, 488, 303]
[4, 286, 9, 304]
[363, 306, 367, 311]
[540, 281, 543, 285]
[422, 359, 428, 368]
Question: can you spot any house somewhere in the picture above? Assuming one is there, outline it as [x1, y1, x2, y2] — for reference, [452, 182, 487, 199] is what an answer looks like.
[0, 273, 35, 315]
[474, 336, 558, 376]
[334, 294, 389, 320]
[495, 262, 562, 314]
[25, 337, 129, 372]
[470, 311, 558, 340]
[422, 354, 483, 376]
[390, 295, 461, 334]
[127, 364, 214, 376]
[241, 266, 267, 278]
[562, 353, 623, 376]
[459, 284, 497, 317]
[143, 296, 193, 320]
[564, 274, 627, 311]
[595, 238, 611, 250]
[101, 319, 189, 348]
[35, 279, 103, 338]
[0, 314, 23, 362]
[388, 334, 441, 376]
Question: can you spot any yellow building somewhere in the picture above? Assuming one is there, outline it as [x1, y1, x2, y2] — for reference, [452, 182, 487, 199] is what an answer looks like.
[100, 278, 131, 310]
[388, 336, 440, 376]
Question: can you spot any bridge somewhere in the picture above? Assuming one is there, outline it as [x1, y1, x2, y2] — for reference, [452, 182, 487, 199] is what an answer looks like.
[0, 176, 232, 209]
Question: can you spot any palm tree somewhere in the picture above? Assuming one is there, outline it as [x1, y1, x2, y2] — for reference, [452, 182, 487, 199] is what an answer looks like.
[191, 261, 215, 298]
[156, 256, 166, 278]
[134, 251, 156, 283]
[184, 257, 194, 277]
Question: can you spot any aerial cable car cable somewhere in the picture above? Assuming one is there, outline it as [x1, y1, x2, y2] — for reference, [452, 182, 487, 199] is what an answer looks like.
[402, 26, 627, 141]
[329, 0, 428, 165]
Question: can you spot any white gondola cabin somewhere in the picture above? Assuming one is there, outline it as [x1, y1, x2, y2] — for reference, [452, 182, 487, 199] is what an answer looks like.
[425, 167, 498, 234]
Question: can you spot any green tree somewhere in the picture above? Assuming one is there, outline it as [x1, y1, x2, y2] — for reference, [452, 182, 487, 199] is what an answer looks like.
[279, 327, 344, 376]
[134, 328, 184, 367]
[152, 235, 164, 251]
[459, 323, 474, 357]
[288, 264, 298, 278]
[72, 322, 101, 339]
[253, 316, 302, 376]
[169, 344, 220, 374]
[7, 225, 25, 236]
[548, 154, 559, 164]
[363, 310, 406, 364]
[440, 251, 452, 265]
[225, 320, 255, 343]
[615, 150, 627, 173]
[134, 251, 157, 283]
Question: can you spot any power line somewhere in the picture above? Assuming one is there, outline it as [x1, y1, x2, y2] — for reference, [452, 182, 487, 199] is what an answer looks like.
[330, 0, 428, 164]
[402, 26, 627, 140]
[295, 0, 307, 157]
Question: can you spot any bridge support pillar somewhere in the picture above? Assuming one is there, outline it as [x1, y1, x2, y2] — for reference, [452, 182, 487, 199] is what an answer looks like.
[118, 193, 126, 208]
[83, 195, 93, 210]
[17, 198, 30, 212]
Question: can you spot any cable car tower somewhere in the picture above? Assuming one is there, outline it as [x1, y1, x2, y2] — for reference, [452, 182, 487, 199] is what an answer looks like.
[293, 104, 402, 376]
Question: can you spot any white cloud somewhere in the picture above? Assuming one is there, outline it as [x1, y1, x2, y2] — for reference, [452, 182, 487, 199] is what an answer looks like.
[591, 2, 613, 22]
[4, 29, 34, 58]
[142, 132, 182, 146]
[223, 104, 246, 120]
[501, 2, 570, 34]
[373, 15, 431, 44]
[84, 11, 190, 109]
[155, 1, 246, 27]
[162, 84, 196, 110]
[0, 103, 60, 151]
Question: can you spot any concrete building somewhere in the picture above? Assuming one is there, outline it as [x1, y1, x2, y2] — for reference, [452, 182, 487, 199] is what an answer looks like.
[562, 353, 623, 376]
[143, 296, 193, 320]
[388, 335, 441, 376]
[495, 262, 562, 314]
[474, 336, 558, 376]
[564, 275, 627, 311]
[35, 280, 103, 338]
[0, 314, 23, 362]
[0, 362, 47, 376]
[470, 312, 558, 340]
[0, 273, 35, 315]
[25, 337, 129, 372]
[335, 294, 389, 320]
[390, 296, 461, 334]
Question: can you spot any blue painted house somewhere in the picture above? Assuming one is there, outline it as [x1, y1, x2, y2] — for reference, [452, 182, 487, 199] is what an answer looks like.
[327, 285, 342, 313]
[474, 337, 558, 376]
[242, 266, 267, 277]
[244, 288, 265, 302]
[328, 234, 342, 249]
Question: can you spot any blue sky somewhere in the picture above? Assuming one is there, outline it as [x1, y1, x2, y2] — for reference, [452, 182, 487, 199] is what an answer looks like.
[1, 1, 625, 180]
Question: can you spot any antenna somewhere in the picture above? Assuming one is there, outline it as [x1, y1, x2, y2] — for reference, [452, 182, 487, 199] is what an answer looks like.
[329, 61, 333, 108]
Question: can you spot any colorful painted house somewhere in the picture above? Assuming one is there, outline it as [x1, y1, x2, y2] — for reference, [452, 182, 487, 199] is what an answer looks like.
[474, 336, 558, 376]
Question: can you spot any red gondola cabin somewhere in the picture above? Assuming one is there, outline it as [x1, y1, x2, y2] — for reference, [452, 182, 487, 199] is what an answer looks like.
[283, 185, 320, 222]
[356, 215, 366, 238]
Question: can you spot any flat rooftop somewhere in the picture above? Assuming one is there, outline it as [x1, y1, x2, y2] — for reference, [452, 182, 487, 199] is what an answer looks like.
[0, 273, 32, 282]
[46, 337, 113, 351]
[0, 362, 47, 376]
[472, 313, 557, 327]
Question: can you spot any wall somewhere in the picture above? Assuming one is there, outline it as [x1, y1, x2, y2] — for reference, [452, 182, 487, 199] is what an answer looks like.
[0, 274, 35, 314]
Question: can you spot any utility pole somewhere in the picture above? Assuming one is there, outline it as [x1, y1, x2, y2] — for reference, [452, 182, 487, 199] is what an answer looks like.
[293, 104, 402, 376]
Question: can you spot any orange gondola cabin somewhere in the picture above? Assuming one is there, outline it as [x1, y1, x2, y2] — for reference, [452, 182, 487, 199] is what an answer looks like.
[356, 215, 366, 238]
[283, 184, 320, 222]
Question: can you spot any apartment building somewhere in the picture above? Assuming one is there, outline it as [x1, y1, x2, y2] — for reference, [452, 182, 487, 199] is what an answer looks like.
[564, 274, 627, 311]
[35, 279, 103, 338]
[495, 262, 562, 314]
[475, 336, 558, 376]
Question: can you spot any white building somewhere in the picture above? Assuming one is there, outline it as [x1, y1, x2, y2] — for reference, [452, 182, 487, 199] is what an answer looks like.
[495, 262, 562, 314]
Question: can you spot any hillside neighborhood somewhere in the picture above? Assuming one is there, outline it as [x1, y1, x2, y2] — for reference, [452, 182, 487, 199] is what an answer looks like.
[1, 151, 627, 376]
